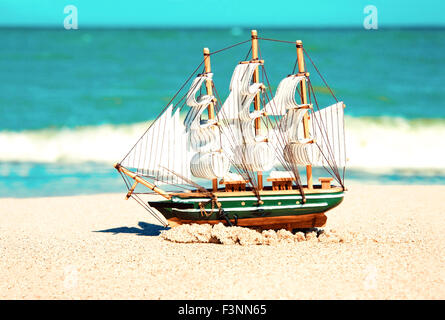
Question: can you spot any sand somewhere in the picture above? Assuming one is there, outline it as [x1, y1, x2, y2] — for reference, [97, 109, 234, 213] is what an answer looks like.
[0, 185, 444, 299]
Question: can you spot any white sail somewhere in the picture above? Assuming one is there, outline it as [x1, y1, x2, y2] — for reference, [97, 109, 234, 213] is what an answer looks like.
[184, 73, 230, 178]
[219, 119, 264, 147]
[216, 62, 274, 172]
[172, 108, 192, 183]
[281, 108, 310, 143]
[238, 63, 264, 121]
[263, 75, 314, 167]
[121, 105, 192, 184]
[233, 142, 275, 172]
[284, 142, 320, 166]
[189, 126, 220, 152]
[142, 105, 171, 180]
[268, 108, 310, 167]
[190, 152, 230, 179]
[281, 102, 346, 167]
[184, 75, 218, 150]
[312, 101, 346, 167]
[217, 62, 264, 121]
[185, 73, 214, 108]
[184, 73, 216, 130]
[264, 75, 307, 115]
[264, 74, 347, 168]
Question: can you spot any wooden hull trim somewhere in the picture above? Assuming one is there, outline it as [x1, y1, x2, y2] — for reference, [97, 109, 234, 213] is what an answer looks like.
[167, 213, 328, 230]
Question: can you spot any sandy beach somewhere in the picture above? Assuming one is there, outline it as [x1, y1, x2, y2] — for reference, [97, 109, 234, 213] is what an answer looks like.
[0, 185, 443, 300]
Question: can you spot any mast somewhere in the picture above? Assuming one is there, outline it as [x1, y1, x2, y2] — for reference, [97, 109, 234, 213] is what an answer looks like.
[251, 29, 263, 190]
[203, 47, 218, 192]
[296, 40, 313, 189]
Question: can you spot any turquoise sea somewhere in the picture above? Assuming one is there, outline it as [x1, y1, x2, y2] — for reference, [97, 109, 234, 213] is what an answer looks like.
[1, 28, 444, 197]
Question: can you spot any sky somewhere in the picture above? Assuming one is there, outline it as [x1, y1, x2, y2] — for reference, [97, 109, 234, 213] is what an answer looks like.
[0, 0, 443, 28]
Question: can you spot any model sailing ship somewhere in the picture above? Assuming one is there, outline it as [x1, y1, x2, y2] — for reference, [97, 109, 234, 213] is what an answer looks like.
[114, 30, 346, 231]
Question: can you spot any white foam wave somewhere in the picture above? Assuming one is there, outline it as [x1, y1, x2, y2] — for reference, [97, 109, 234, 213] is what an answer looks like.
[344, 116, 445, 170]
[0, 122, 149, 165]
[1, 116, 444, 170]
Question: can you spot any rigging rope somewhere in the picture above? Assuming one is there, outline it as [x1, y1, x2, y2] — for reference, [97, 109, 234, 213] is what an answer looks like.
[303, 48, 338, 103]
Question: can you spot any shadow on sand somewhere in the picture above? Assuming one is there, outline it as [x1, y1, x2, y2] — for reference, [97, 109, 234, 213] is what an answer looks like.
[94, 221, 169, 236]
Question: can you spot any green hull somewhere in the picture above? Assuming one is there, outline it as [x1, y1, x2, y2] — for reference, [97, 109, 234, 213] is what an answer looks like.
[149, 189, 344, 223]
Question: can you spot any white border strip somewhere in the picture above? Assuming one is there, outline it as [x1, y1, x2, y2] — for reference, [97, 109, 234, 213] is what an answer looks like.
[172, 202, 328, 213]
